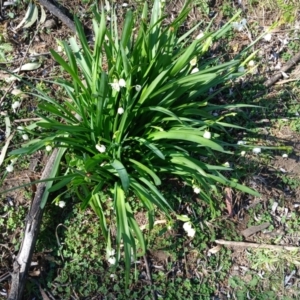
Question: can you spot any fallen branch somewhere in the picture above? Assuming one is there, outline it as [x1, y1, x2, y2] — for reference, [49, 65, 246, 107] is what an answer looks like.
[8, 149, 58, 300]
[143, 255, 157, 300]
[215, 239, 299, 251]
[264, 51, 300, 88]
[38, 0, 76, 33]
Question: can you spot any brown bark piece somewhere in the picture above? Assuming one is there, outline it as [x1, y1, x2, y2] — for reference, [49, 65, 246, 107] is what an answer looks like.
[8, 149, 58, 300]
[240, 222, 270, 238]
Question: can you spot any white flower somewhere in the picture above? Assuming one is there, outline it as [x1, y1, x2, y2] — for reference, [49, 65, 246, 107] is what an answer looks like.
[232, 19, 247, 31]
[282, 153, 288, 158]
[238, 66, 245, 73]
[241, 151, 246, 157]
[183, 222, 195, 238]
[196, 32, 204, 39]
[118, 78, 126, 87]
[135, 85, 142, 92]
[12, 101, 20, 113]
[191, 67, 199, 74]
[107, 249, 115, 257]
[107, 248, 116, 265]
[232, 22, 244, 31]
[96, 144, 106, 153]
[187, 228, 195, 238]
[240, 18, 247, 26]
[183, 222, 192, 232]
[193, 186, 201, 194]
[108, 256, 116, 265]
[6, 165, 14, 172]
[203, 130, 211, 139]
[252, 147, 261, 154]
[263, 33, 272, 42]
[117, 107, 124, 115]
[109, 78, 126, 91]
[22, 134, 29, 140]
[109, 79, 120, 92]
[17, 126, 24, 132]
[248, 60, 255, 67]
[58, 201, 66, 208]
[57, 45, 63, 53]
[46, 145, 52, 152]
[223, 162, 230, 167]
[237, 140, 246, 145]
[190, 57, 197, 66]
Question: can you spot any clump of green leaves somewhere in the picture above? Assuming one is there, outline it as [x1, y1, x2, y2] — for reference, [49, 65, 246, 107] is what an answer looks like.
[10, 0, 259, 281]
[0, 42, 13, 61]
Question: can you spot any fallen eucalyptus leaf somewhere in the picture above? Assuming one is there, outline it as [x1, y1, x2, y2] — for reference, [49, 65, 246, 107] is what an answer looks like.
[15, 3, 38, 30]
[40, 5, 46, 24]
[12, 62, 41, 73]
[0, 134, 14, 166]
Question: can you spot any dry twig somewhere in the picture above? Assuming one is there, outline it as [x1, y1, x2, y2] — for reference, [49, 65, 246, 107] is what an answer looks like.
[215, 239, 299, 251]
[264, 51, 300, 87]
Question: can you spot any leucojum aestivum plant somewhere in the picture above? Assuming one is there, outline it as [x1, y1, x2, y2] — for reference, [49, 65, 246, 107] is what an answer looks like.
[7, 0, 260, 281]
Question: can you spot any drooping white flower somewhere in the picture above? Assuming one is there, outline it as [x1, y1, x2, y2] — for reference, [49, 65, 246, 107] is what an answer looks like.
[12, 101, 20, 113]
[96, 144, 106, 153]
[46, 145, 52, 152]
[223, 162, 230, 167]
[237, 140, 246, 145]
[108, 256, 116, 265]
[118, 78, 126, 87]
[183, 222, 195, 238]
[241, 151, 246, 157]
[57, 45, 63, 53]
[196, 32, 204, 39]
[252, 147, 261, 154]
[232, 22, 244, 31]
[17, 126, 24, 132]
[183, 222, 192, 232]
[109, 79, 120, 92]
[117, 107, 124, 115]
[58, 201, 66, 208]
[107, 249, 115, 257]
[6, 165, 14, 172]
[187, 227, 195, 238]
[22, 134, 29, 140]
[203, 130, 211, 139]
[248, 60, 255, 67]
[263, 33, 272, 42]
[193, 186, 201, 194]
[190, 57, 197, 66]
[232, 19, 247, 31]
[109, 78, 126, 91]
[191, 67, 199, 74]
[282, 153, 288, 158]
[135, 85, 142, 92]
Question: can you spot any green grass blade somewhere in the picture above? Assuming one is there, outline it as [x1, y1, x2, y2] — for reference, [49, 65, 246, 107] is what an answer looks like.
[111, 159, 130, 191]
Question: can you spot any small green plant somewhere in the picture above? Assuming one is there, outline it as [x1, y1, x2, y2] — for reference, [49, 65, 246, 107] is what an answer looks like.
[8, 0, 259, 281]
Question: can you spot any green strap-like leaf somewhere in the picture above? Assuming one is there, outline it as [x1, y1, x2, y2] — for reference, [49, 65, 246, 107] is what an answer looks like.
[111, 159, 130, 191]
[129, 158, 161, 185]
